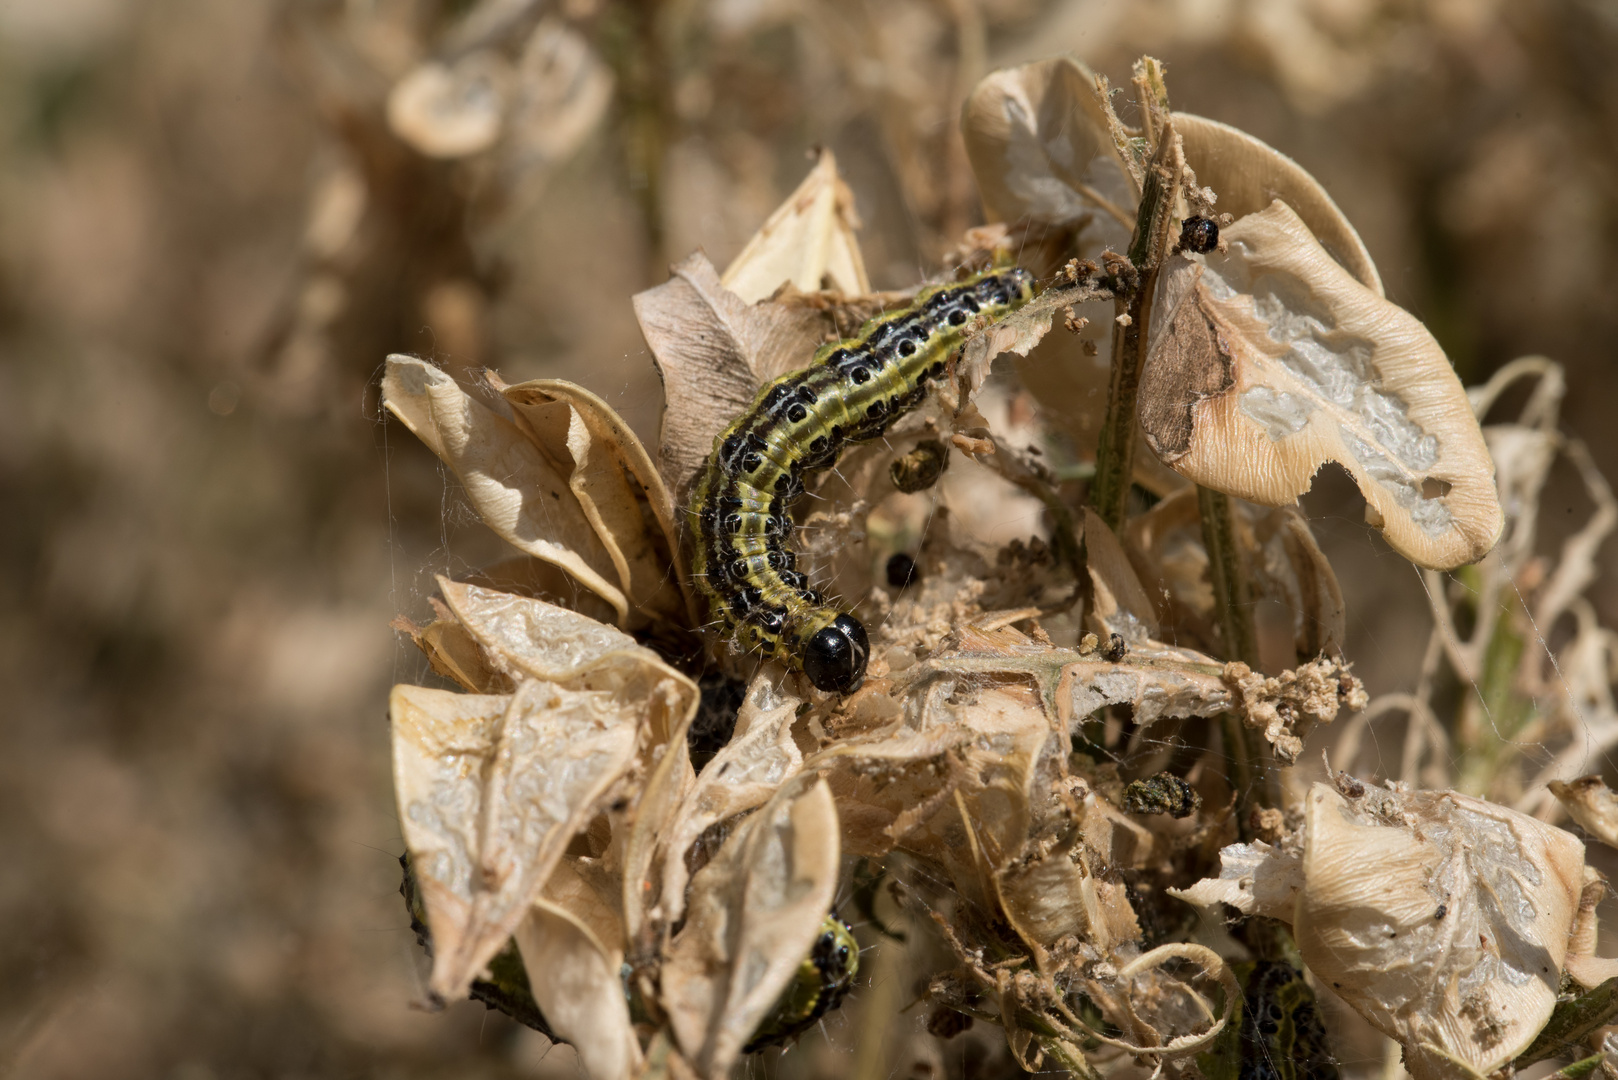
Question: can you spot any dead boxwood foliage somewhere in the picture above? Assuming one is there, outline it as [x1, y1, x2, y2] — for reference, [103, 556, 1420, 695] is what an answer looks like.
[378, 51, 1618, 1080]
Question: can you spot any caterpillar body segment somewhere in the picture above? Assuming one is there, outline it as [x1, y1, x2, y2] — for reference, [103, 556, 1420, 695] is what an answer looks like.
[687, 266, 1037, 693]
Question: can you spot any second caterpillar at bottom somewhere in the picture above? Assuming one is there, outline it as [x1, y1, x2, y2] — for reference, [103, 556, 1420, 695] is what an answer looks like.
[688, 266, 1037, 693]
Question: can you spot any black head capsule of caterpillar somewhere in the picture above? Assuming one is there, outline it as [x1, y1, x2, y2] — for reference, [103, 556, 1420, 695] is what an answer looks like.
[802, 614, 869, 694]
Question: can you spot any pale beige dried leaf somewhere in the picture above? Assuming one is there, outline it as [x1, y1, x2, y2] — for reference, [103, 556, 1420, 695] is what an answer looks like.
[720, 147, 870, 304]
[1126, 489, 1347, 664]
[961, 56, 1137, 242]
[1168, 840, 1302, 920]
[387, 53, 509, 158]
[382, 355, 628, 624]
[515, 898, 640, 1080]
[656, 673, 807, 927]
[501, 379, 694, 629]
[1173, 113, 1382, 295]
[661, 777, 840, 1079]
[462, 554, 621, 629]
[632, 253, 830, 497]
[507, 19, 613, 166]
[1294, 782, 1585, 1080]
[948, 286, 1066, 412]
[390, 681, 641, 1003]
[393, 612, 515, 694]
[1083, 507, 1159, 644]
[1139, 201, 1502, 570]
[1550, 776, 1618, 849]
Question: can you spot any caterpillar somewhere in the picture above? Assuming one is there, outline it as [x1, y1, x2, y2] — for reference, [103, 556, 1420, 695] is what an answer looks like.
[687, 266, 1037, 693]
[744, 913, 859, 1051]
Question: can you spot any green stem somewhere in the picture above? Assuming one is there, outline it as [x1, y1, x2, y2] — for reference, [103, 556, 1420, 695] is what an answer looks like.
[1090, 122, 1181, 532]
[1198, 485, 1259, 670]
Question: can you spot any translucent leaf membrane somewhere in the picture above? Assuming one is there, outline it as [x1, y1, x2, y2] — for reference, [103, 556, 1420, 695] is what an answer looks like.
[389, 583, 697, 1006]
[661, 777, 840, 1078]
[1175, 779, 1604, 1080]
[1140, 202, 1503, 570]
[514, 899, 640, 1080]
[719, 147, 869, 304]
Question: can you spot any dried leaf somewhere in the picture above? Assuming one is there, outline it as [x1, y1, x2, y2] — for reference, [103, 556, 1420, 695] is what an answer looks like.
[632, 253, 830, 497]
[382, 355, 629, 624]
[1083, 507, 1159, 644]
[1551, 776, 1618, 850]
[1174, 113, 1382, 295]
[961, 56, 1137, 242]
[661, 777, 840, 1079]
[655, 673, 807, 927]
[515, 898, 640, 1080]
[387, 52, 510, 158]
[1139, 201, 1502, 570]
[501, 379, 695, 629]
[391, 585, 696, 1002]
[1126, 488, 1347, 665]
[720, 148, 870, 304]
[390, 681, 641, 1003]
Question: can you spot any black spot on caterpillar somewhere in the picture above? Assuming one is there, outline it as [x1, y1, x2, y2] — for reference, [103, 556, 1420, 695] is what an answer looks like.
[687, 267, 1036, 693]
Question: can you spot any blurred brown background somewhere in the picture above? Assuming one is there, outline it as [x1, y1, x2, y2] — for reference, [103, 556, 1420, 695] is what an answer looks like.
[3, 0, 1616, 1076]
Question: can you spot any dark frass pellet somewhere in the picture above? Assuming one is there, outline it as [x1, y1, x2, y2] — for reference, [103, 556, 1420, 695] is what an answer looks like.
[1179, 215, 1219, 254]
[886, 553, 918, 589]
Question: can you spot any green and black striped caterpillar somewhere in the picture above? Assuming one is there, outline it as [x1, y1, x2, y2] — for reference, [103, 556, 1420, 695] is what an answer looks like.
[688, 266, 1036, 693]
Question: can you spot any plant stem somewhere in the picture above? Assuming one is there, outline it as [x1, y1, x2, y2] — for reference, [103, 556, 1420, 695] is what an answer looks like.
[1089, 121, 1181, 532]
[1198, 485, 1259, 670]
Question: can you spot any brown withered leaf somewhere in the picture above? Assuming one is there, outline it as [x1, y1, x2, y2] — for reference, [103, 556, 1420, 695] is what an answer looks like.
[391, 584, 697, 1003]
[1139, 201, 1503, 570]
[1177, 780, 1591, 1080]
[661, 777, 840, 1079]
[1175, 113, 1382, 295]
[382, 356, 630, 624]
[391, 681, 640, 1004]
[1126, 488, 1346, 666]
[633, 253, 831, 499]
[1551, 776, 1618, 850]
[500, 378, 695, 628]
[960, 56, 1137, 244]
[654, 673, 807, 927]
[720, 147, 870, 304]
[388, 51, 510, 159]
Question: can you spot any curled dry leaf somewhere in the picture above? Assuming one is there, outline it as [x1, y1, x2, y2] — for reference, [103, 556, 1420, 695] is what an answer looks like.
[1174, 113, 1382, 296]
[653, 673, 807, 928]
[720, 148, 870, 304]
[1140, 201, 1503, 570]
[388, 52, 510, 158]
[1127, 487, 1347, 665]
[390, 582, 697, 1003]
[661, 777, 840, 1079]
[498, 378, 694, 628]
[506, 18, 614, 167]
[961, 56, 1137, 240]
[514, 899, 640, 1080]
[383, 356, 630, 625]
[1175, 780, 1595, 1080]
[1551, 776, 1618, 849]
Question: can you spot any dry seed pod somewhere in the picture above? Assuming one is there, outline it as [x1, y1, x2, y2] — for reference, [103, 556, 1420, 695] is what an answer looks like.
[1139, 201, 1502, 570]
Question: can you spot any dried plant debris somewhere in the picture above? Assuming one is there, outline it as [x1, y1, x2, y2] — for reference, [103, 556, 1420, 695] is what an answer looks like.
[719, 148, 869, 304]
[1223, 658, 1366, 764]
[1551, 776, 1618, 849]
[1140, 201, 1502, 570]
[1175, 778, 1615, 1080]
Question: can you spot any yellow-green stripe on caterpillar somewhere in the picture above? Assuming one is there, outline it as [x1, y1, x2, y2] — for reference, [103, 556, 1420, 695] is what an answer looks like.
[687, 266, 1037, 693]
